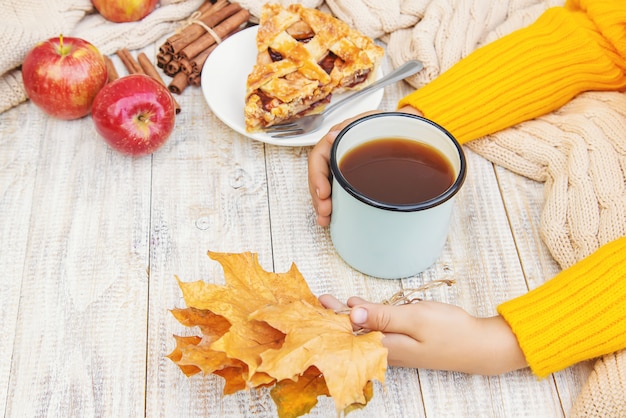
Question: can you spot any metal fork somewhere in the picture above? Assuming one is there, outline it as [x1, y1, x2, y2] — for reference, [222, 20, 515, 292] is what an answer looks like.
[266, 60, 424, 138]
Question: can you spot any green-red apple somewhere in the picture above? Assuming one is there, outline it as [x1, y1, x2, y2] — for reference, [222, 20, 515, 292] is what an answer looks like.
[92, 0, 158, 23]
[22, 36, 108, 120]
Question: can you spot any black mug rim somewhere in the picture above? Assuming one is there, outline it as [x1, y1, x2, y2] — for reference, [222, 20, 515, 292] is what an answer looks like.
[329, 112, 467, 212]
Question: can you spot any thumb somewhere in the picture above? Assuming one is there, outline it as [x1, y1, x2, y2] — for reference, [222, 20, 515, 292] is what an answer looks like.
[349, 303, 413, 335]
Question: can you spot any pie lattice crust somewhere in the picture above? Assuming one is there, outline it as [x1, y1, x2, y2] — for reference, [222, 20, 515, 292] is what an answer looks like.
[244, 3, 384, 132]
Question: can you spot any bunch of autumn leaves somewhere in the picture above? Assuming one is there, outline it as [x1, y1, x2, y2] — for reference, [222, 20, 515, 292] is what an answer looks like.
[168, 252, 388, 417]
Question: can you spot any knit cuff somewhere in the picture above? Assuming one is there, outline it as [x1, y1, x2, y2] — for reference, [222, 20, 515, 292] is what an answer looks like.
[398, 5, 626, 145]
[497, 237, 626, 378]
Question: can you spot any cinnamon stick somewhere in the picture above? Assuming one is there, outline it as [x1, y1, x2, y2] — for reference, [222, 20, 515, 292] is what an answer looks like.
[137, 52, 167, 84]
[188, 74, 201, 87]
[159, 1, 222, 54]
[104, 55, 119, 82]
[197, 0, 216, 15]
[179, 58, 193, 75]
[169, 2, 241, 56]
[189, 45, 216, 74]
[156, 52, 172, 68]
[189, 25, 242, 74]
[159, 43, 173, 55]
[165, 59, 181, 77]
[117, 49, 144, 75]
[169, 71, 189, 95]
[137, 52, 181, 114]
[179, 8, 249, 61]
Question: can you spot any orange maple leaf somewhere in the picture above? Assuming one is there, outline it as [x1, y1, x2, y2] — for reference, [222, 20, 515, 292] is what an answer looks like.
[270, 366, 329, 418]
[251, 300, 387, 412]
[170, 306, 231, 338]
[166, 335, 203, 377]
[167, 307, 251, 390]
[270, 368, 374, 418]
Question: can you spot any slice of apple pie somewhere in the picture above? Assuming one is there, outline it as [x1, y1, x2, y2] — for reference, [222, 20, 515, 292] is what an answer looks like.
[244, 3, 384, 132]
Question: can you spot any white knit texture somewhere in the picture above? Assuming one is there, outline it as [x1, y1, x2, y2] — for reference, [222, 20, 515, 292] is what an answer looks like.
[570, 350, 626, 417]
[467, 91, 626, 268]
[0, 0, 92, 77]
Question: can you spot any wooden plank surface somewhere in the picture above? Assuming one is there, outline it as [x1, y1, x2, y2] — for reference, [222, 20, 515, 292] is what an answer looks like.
[0, 104, 43, 415]
[2, 103, 152, 416]
[0, 39, 589, 417]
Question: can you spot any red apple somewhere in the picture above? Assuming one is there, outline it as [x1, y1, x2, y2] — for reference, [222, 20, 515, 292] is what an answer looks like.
[22, 36, 108, 120]
[92, 0, 158, 23]
[92, 74, 175, 156]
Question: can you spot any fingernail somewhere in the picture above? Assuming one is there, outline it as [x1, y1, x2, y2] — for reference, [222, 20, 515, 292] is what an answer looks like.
[316, 188, 320, 198]
[351, 307, 368, 324]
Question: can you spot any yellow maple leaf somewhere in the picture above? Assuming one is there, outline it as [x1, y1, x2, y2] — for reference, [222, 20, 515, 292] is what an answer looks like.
[251, 300, 387, 413]
[170, 251, 388, 416]
[175, 252, 321, 382]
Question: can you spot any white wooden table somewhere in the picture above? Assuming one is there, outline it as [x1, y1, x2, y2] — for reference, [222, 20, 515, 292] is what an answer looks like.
[0, 42, 592, 417]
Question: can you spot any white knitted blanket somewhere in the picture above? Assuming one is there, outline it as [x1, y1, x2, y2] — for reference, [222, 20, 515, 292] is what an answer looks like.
[2, 0, 624, 414]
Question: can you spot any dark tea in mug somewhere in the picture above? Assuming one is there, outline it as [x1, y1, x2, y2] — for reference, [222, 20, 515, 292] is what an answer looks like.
[329, 113, 466, 278]
[338, 137, 455, 205]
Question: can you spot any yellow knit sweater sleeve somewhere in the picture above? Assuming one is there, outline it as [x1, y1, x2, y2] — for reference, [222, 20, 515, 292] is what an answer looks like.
[497, 237, 626, 378]
[397, 0, 626, 145]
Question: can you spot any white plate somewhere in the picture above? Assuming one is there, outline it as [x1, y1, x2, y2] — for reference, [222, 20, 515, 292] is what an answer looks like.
[201, 26, 384, 147]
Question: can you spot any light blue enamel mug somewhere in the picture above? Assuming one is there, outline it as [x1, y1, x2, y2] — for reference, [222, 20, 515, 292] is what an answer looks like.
[329, 112, 466, 279]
